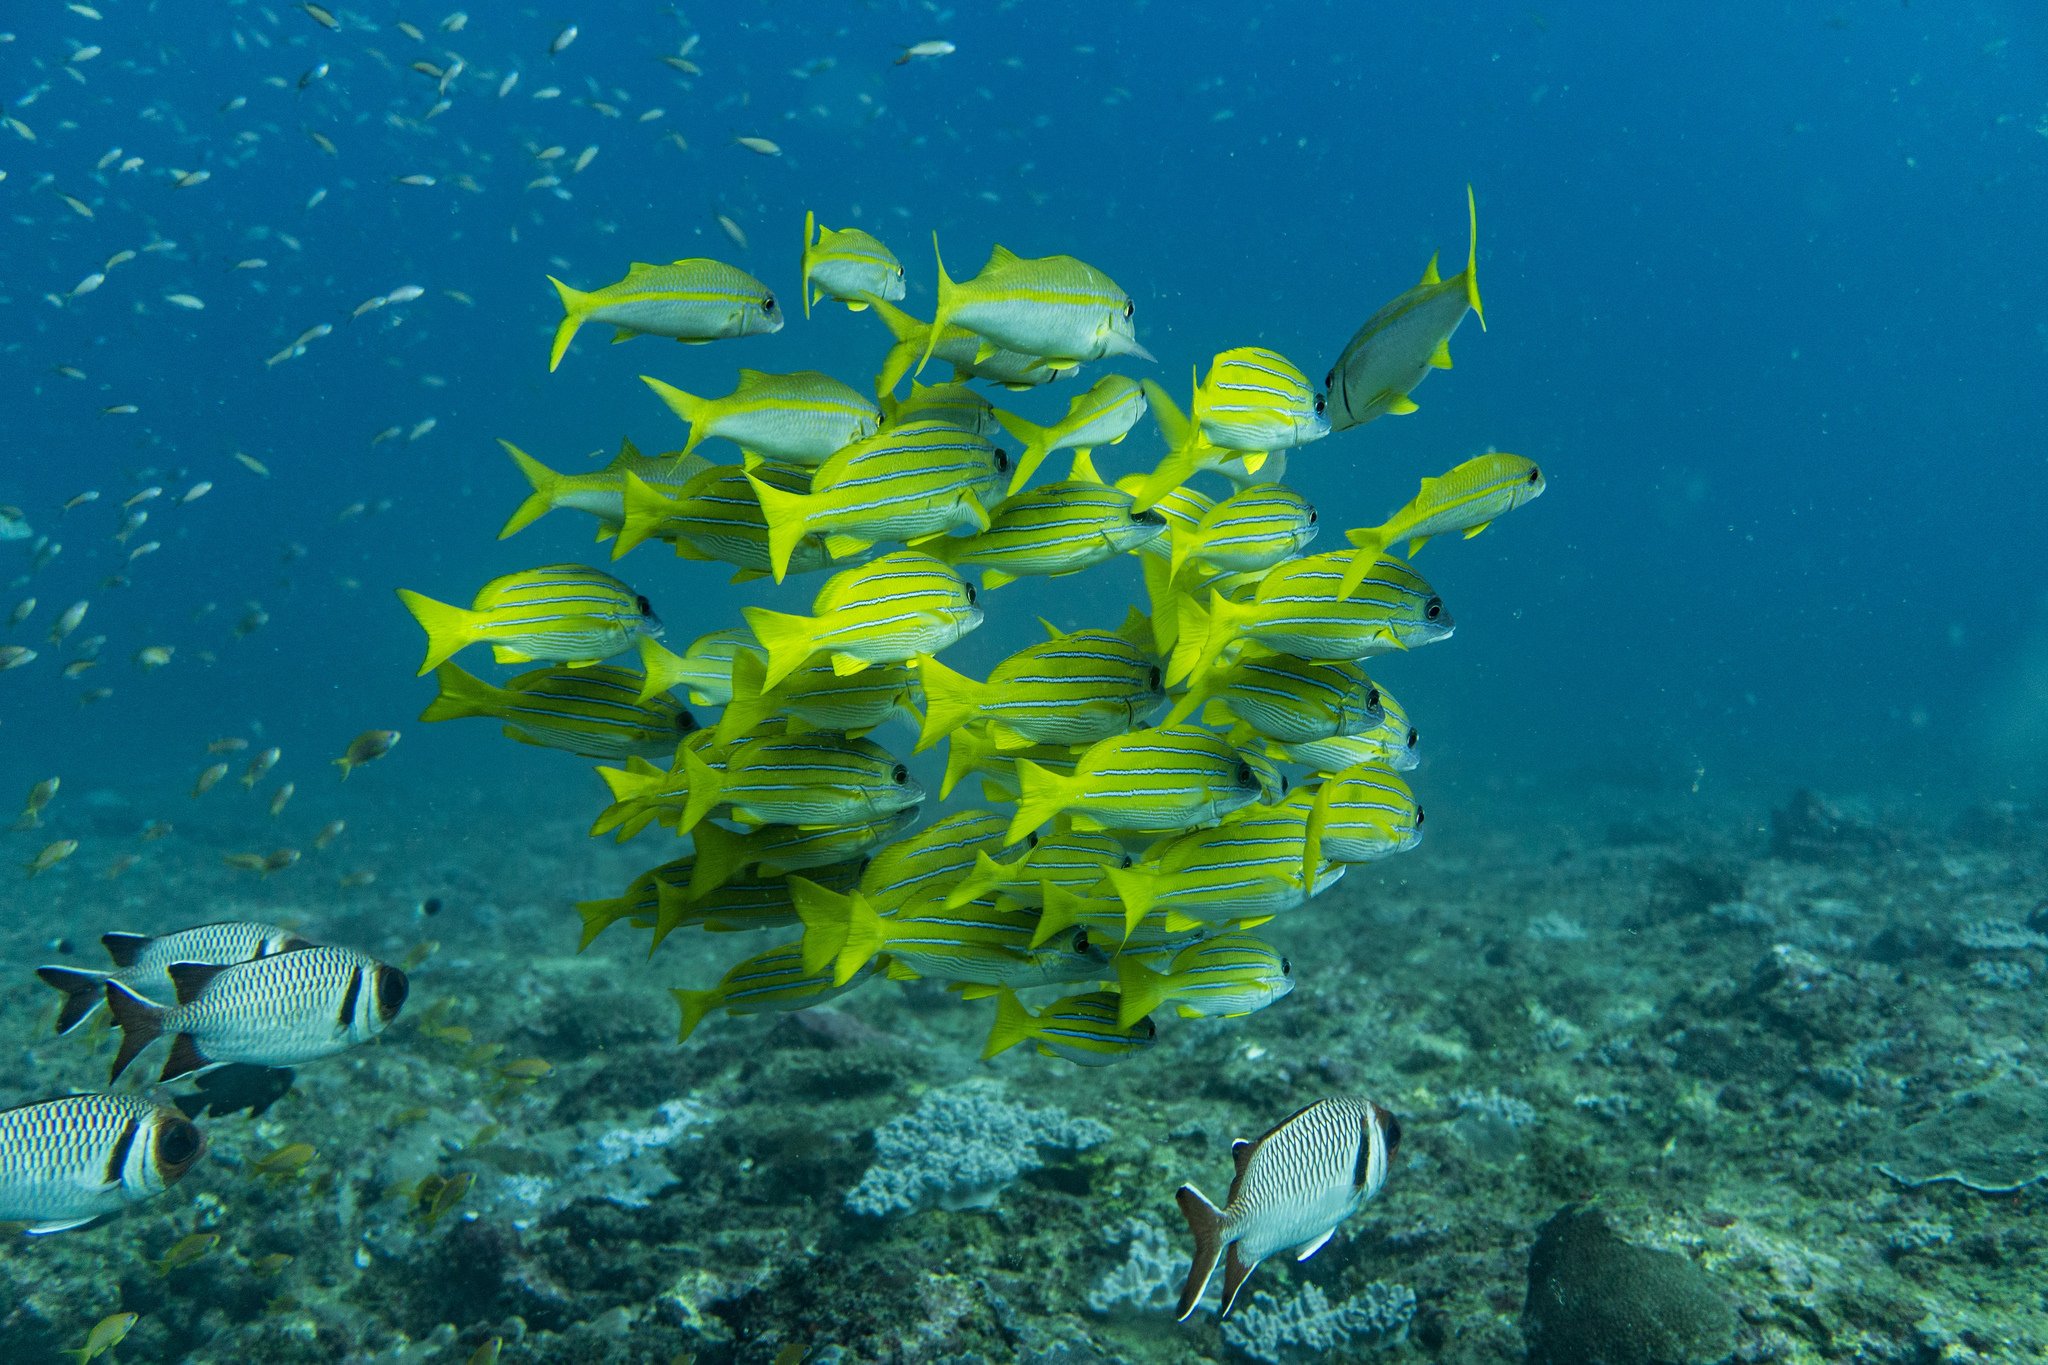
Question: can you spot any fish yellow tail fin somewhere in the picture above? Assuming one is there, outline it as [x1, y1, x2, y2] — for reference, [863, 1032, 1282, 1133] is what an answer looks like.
[1463, 183, 1483, 329]
[913, 654, 983, 753]
[1172, 1185, 1227, 1322]
[944, 848, 1013, 911]
[419, 661, 506, 724]
[991, 409, 1051, 493]
[635, 635, 696, 704]
[546, 275, 590, 372]
[496, 439, 562, 538]
[1165, 588, 1230, 688]
[395, 588, 477, 676]
[641, 376, 713, 458]
[1031, 881, 1091, 947]
[1105, 864, 1162, 944]
[914, 232, 954, 381]
[670, 987, 719, 1043]
[1113, 955, 1171, 1027]
[744, 473, 814, 585]
[685, 821, 750, 899]
[676, 746, 725, 835]
[1130, 378, 1200, 512]
[939, 721, 995, 801]
[981, 987, 1037, 1060]
[742, 605, 819, 693]
[712, 650, 777, 745]
[790, 875, 856, 975]
[613, 471, 680, 561]
[800, 209, 819, 318]
[1302, 778, 1334, 886]
[574, 896, 633, 951]
[1007, 759, 1076, 843]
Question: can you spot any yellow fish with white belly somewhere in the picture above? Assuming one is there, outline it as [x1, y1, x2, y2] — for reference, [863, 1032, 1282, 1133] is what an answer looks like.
[547, 258, 782, 372]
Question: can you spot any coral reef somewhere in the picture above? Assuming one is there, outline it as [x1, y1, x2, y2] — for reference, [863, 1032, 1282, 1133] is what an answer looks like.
[844, 1080, 1111, 1217]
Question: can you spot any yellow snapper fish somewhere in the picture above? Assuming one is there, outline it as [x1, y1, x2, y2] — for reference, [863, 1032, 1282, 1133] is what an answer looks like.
[943, 828, 1134, 912]
[397, 564, 662, 674]
[1274, 701, 1419, 775]
[635, 629, 763, 706]
[989, 373, 1149, 492]
[613, 465, 834, 581]
[419, 661, 696, 760]
[1301, 762, 1423, 879]
[791, 878, 1105, 992]
[1165, 483, 1320, 583]
[1006, 724, 1267, 843]
[982, 988, 1156, 1067]
[575, 854, 855, 949]
[915, 628, 1164, 753]
[1192, 347, 1331, 453]
[1094, 792, 1339, 940]
[799, 211, 905, 316]
[918, 239, 1153, 379]
[685, 807, 918, 899]
[1167, 654, 1383, 743]
[641, 369, 880, 464]
[714, 652, 920, 743]
[676, 730, 925, 835]
[1324, 185, 1483, 430]
[938, 722, 1084, 803]
[867, 295, 1080, 397]
[743, 552, 983, 691]
[497, 437, 706, 539]
[930, 452, 1166, 588]
[1125, 379, 1263, 512]
[1336, 452, 1546, 599]
[671, 941, 874, 1043]
[547, 258, 782, 372]
[836, 809, 1019, 917]
[1112, 932, 1294, 1025]
[746, 419, 1010, 581]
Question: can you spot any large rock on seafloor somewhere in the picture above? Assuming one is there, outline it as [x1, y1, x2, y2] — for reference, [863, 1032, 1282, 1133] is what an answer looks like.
[1522, 1204, 1737, 1365]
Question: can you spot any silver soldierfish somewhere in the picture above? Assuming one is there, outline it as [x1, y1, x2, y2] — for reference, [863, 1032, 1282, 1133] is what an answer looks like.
[1174, 1095, 1402, 1319]
[0, 1093, 205, 1233]
[36, 920, 310, 1035]
[105, 945, 408, 1082]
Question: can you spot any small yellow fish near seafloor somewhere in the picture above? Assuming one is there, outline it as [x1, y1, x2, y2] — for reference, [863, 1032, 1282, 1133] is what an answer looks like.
[399, 187, 1545, 1072]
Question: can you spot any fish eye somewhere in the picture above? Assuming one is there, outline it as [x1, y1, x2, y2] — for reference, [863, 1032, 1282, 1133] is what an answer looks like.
[376, 967, 410, 1018]
[635, 595, 653, 617]
[1306, 508, 1318, 525]
[1118, 853, 1135, 868]
[1366, 688, 1381, 710]
[1528, 466, 1542, 484]
[675, 710, 698, 734]
[1073, 929, 1090, 954]
[1025, 832, 1040, 848]
[963, 582, 977, 606]
[894, 266, 906, 279]
[1234, 760, 1254, 786]
[891, 763, 908, 784]
[1146, 665, 1162, 691]
[1424, 597, 1442, 621]
[155, 1115, 202, 1169]
[761, 294, 778, 312]
[1405, 727, 1418, 748]
[1122, 299, 1134, 320]
[993, 448, 1011, 473]
[1280, 956, 1292, 976]
[1414, 806, 1425, 827]
[1313, 393, 1327, 415]
[1324, 369, 1336, 390]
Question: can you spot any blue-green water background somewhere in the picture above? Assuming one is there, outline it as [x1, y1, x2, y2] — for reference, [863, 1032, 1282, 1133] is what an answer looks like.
[4, 0, 2046, 852]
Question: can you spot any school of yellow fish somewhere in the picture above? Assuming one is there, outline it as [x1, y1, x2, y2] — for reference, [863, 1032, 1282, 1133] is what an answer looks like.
[401, 188, 1545, 1064]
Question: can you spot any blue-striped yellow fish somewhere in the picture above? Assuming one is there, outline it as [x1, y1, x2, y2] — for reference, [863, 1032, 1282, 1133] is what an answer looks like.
[1166, 484, 1320, 582]
[1325, 186, 1482, 429]
[800, 211, 905, 316]
[1112, 933, 1293, 1026]
[938, 722, 1084, 803]
[869, 295, 1079, 397]
[613, 465, 834, 580]
[1126, 379, 1262, 512]
[397, 564, 661, 675]
[1302, 763, 1422, 878]
[420, 661, 695, 760]
[547, 258, 782, 372]
[673, 731, 924, 834]
[575, 855, 861, 950]
[991, 374, 1149, 491]
[919, 240, 1152, 379]
[1274, 688, 1418, 773]
[943, 829, 1133, 911]
[1170, 654, 1382, 744]
[1135, 483, 1218, 564]
[744, 552, 983, 691]
[671, 940, 872, 1043]
[1026, 882, 1216, 956]
[687, 807, 917, 899]
[855, 808, 1018, 915]
[1105, 793, 1339, 938]
[714, 652, 920, 743]
[916, 629, 1162, 753]
[1168, 552, 1453, 687]
[1007, 724, 1266, 842]
[497, 437, 704, 540]
[1192, 347, 1330, 453]
[748, 420, 1009, 581]
[932, 453, 1165, 588]
[641, 369, 880, 465]
[983, 988, 1156, 1066]
[635, 629, 763, 706]
[1337, 452, 1545, 599]
[792, 879, 1103, 990]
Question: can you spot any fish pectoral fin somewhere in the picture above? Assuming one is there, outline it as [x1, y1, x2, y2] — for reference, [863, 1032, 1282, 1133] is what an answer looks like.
[1237, 451, 1267, 475]
[1294, 1229, 1335, 1261]
[1384, 393, 1419, 416]
[829, 653, 873, 677]
[884, 958, 922, 981]
[609, 327, 638, 344]
[1460, 521, 1492, 539]
[823, 533, 873, 559]
[1429, 337, 1454, 370]
[843, 300, 870, 312]
[973, 339, 999, 364]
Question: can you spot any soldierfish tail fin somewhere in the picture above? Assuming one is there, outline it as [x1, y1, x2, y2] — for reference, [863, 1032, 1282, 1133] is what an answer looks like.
[981, 987, 1036, 1060]
[712, 650, 777, 745]
[800, 209, 818, 318]
[676, 746, 725, 835]
[103, 980, 165, 1083]
[496, 439, 562, 538]
[641, 375, 712, 458]
[991, 410, 1051, 494]
[395, 588, 478, 677]
[546, 275, 589, 372]
[1112, 954, 1171, 1027]
[419, 661, 506, 724]
[1173, 1184, 1227, 1321]
[1105, 864, 1160, 945]
[741, 605, 818, 693]
[744, 473, 814, 585]
[912, 653, 983, 753]
[34, 965, 108, 1036]
[1006, 759, 1075, 844]
[943, 849, 1013, 911]
[914, 232, 953, 380]
[1463, 183, 1483, 329]
[670, 987, 719, 1043]
[1335, 541, 1388, 603]
[685, 821, 749, 899]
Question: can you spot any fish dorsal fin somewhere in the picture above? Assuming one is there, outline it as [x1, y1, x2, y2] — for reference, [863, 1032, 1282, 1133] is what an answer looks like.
[1067, 450, 1102, 484]
[102, 931, 151, 968]
[1037, 615, 1068, 640]
[732, 368, 773, 390]
[981, 244, 1023, 274]
[627, 262, 660, 274]
[1419, 252, 1441, 286]
[1230, 1137, 1256, 1186]
[167, 960, 228, 1005]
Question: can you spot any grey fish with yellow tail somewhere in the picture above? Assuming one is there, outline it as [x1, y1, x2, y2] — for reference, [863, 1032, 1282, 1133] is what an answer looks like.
[420, 661, 696, 760]
[989, 373, 1148, 491]
[930, 452, 1165, 588]
[1336, 451, 1545, 599]
[867, 295, 1080, 397]
[881, 379, 1003, 438]
[635, 629, 763, 707]
[1174, 1095, 1402, 1319]
[547, 258, 781, 372]
[641, 368, 879, 464]
[104, 944, 409, 1082]
[397, 564, 661, 674]
[1004, 724, 1265, 843]
[37, 919, 309, 1036]
[0, 1093, 205, 1233]
[1325, 185, 1483, 430]
[743, 551, 983, 691]
[800, 211, 905, 315]
[919, 239, 1151, 378]
[497, 437, 706, 540]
